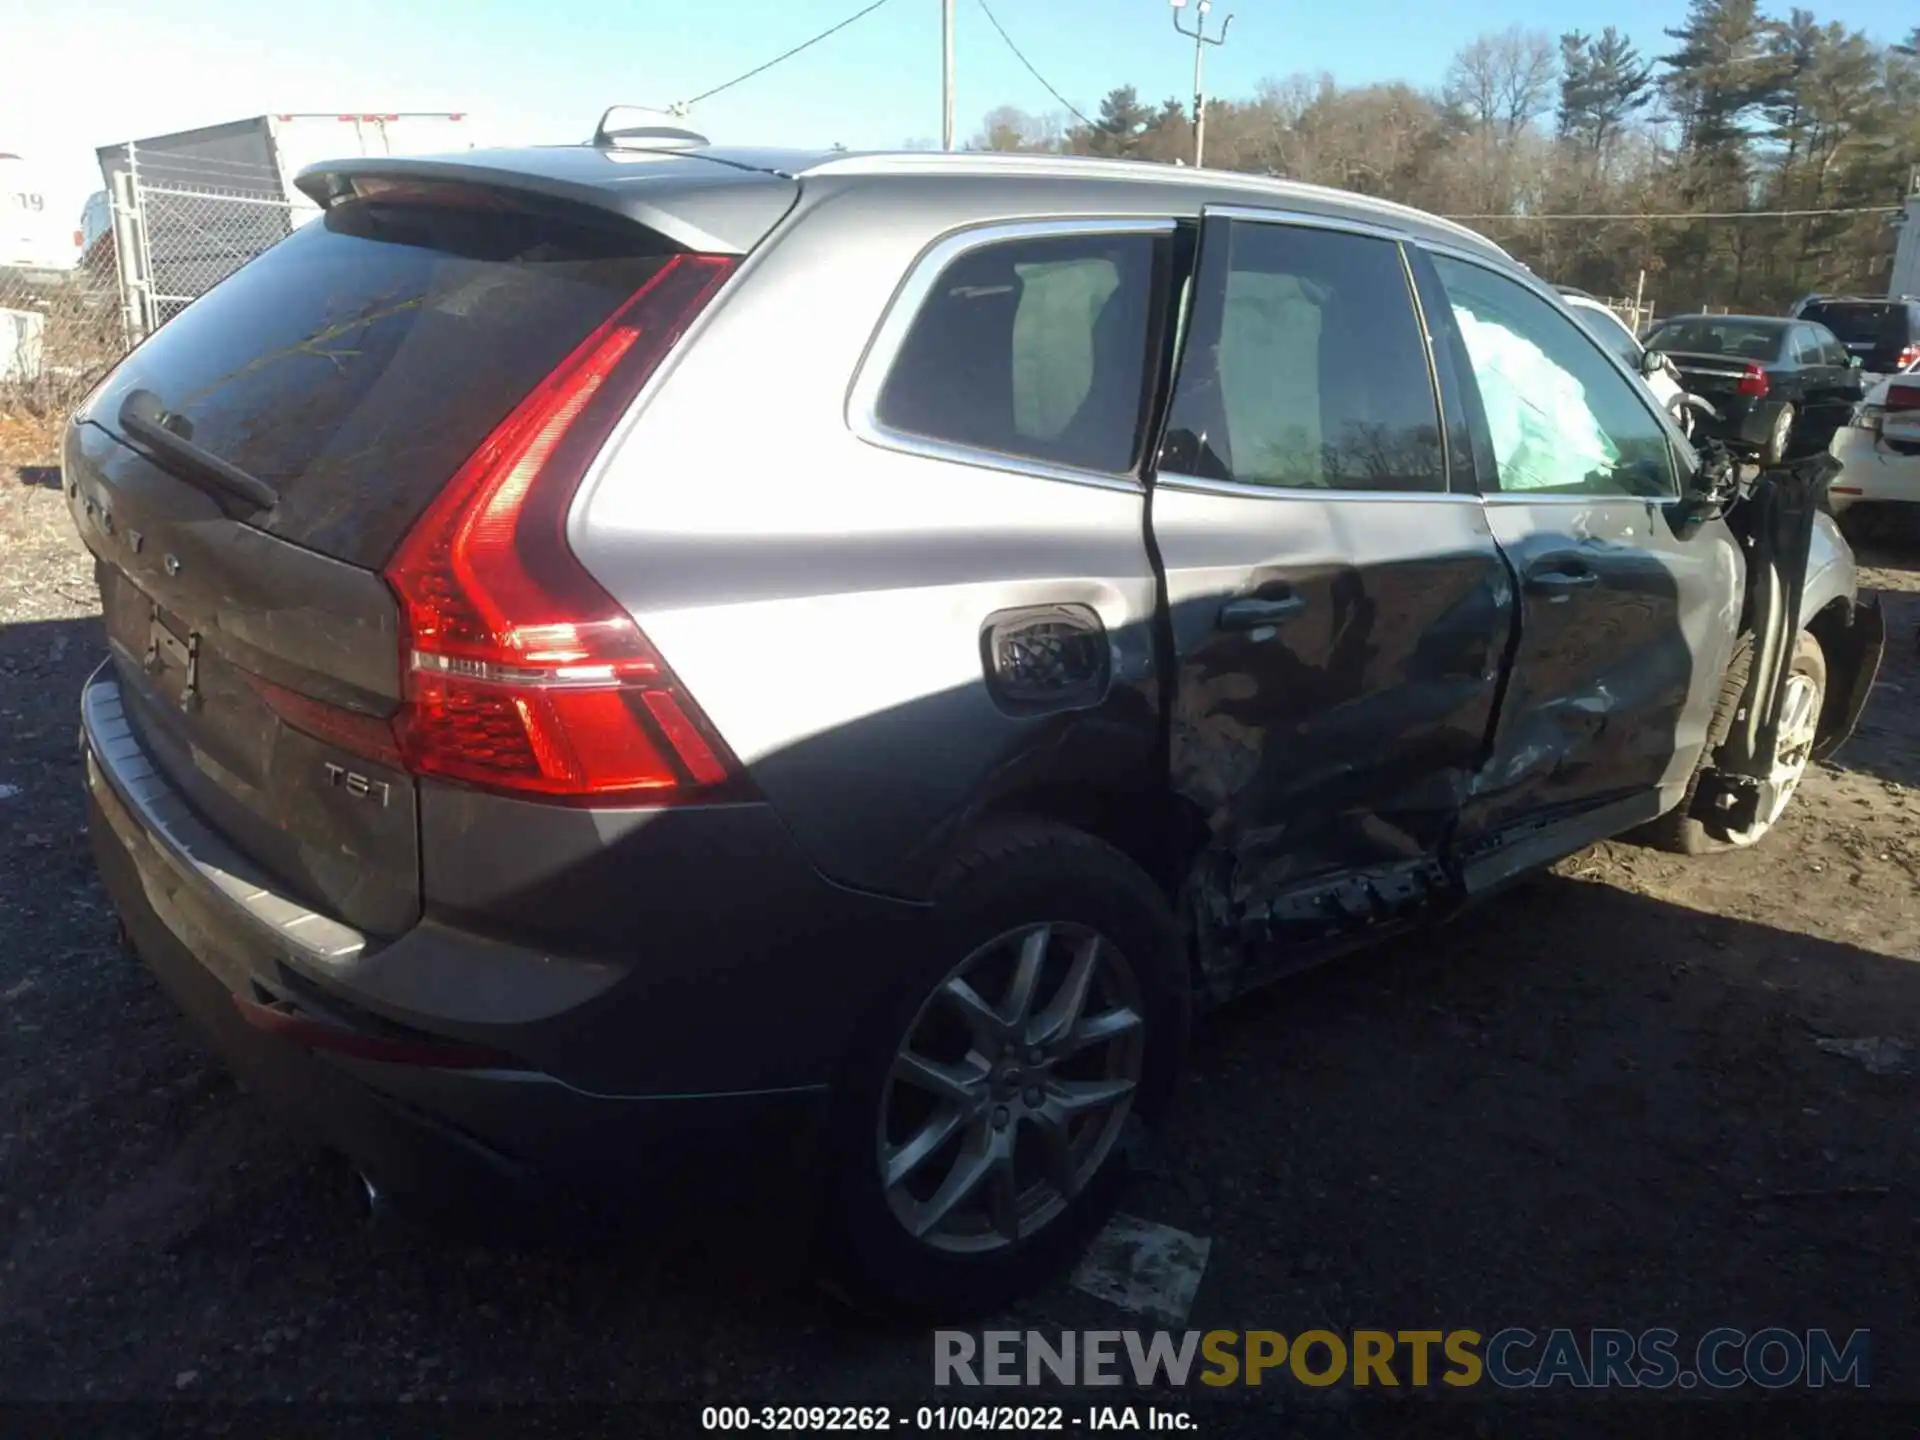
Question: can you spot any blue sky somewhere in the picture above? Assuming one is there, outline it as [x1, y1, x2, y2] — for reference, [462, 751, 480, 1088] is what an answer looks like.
[1, 0, 1900, 221]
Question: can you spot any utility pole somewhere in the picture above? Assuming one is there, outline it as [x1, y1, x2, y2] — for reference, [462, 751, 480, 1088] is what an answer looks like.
[942, 0, 956, 151]
[1170, 0, 1233, 169]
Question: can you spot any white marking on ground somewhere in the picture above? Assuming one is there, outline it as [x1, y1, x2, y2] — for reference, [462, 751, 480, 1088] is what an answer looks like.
[1071, 1213, 1212, 1325]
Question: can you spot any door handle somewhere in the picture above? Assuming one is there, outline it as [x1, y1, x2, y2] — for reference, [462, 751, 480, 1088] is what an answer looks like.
[1524, 567, 1598, 594]
[1217, 593, 1306, 631]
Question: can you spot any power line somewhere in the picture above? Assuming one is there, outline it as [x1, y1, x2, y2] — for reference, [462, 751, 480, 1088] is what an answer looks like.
[682, 0, 899, 108]
[1448, 206, 1897, 221]
[975, 0, 1094, 130]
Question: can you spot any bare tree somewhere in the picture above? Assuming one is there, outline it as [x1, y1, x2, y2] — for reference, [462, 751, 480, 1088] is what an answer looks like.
[972, 106, 1054, 152]
[1446, 27, 1560, 136]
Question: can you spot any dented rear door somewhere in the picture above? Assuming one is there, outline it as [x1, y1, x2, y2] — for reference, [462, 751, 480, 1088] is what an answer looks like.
[1150, 210, 1512, 920]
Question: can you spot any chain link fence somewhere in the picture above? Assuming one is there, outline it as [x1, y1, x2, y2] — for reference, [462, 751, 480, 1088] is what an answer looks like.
[130, 183, 296, 328]
[0, 180, 296, 426]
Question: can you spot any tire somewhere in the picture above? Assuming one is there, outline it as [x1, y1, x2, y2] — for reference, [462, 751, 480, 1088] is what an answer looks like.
[1638, 631, 1826, 855]
[817, 820, 1189, 1319]
[1762, 404, 1796, 466]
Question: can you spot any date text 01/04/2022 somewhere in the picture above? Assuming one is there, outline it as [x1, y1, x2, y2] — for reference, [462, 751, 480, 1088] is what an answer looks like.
[699, 1404, 1198, 1431]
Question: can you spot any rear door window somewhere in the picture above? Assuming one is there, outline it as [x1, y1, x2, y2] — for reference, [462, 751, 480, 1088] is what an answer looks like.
[873, 230, 1158, 475]
[1158, 220, 1445, 493]
[89, 191, 680, 567]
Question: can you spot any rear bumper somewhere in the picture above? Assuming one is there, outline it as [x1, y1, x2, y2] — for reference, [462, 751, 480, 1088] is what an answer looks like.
[1688, 396, 1777, 451]
[79, 664, 901, 1204]
[1826, 425, 1920, 512]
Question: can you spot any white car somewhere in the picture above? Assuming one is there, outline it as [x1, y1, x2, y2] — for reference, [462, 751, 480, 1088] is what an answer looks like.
[1556, 288, 1690, 429]
[1828, 361, 1920, 518]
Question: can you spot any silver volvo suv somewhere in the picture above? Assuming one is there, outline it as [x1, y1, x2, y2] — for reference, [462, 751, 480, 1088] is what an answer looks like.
[68, 129, 1882, 1315]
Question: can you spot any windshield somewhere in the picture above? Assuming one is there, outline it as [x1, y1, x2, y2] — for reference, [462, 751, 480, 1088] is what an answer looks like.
[1643, 318, 1785, 363]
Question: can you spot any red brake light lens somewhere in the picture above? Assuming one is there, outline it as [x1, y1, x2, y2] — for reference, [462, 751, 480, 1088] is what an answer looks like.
[1896, 345, 1919, 372]
[383, 252, 743, 804]
[1737, 363, 1769, 399]
[1889, 383, 1920, 413]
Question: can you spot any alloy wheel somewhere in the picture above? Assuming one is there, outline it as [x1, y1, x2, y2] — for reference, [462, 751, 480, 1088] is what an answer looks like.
[876, 922, 1145, 1254]
[1727, 669, 1823, 845]
[1770, 407, 1793, 462]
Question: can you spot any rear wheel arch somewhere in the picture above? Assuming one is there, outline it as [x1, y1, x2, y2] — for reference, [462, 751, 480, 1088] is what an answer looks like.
[817, 814, 1191, 1316]
[965, 781, 1211, 914]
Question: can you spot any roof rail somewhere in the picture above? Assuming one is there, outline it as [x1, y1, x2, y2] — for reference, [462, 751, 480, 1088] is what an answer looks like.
[794, 150, 1510, 260]
[592, 106, 707, 152]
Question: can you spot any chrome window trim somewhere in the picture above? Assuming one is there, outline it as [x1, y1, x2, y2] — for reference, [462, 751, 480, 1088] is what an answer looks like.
[1155, 471, 1482, 504]
[1482, 491, 1685, 509]
[1410, 239, 1688, 502]
[847, 216, 1177, 495]
[1201, 202, 1409, 246]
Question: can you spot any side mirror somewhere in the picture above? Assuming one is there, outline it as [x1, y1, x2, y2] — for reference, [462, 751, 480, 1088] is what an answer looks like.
[1848, 355, 1863, 370]
[1639, 348, 1669, 378]
[1669, 441, 1744, 540]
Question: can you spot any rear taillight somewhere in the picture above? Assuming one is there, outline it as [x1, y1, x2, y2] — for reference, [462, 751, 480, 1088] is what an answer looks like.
[1888, 383, 1920, 413]
[1737, 363, 1769, 399]
[1896, 345, 1919, 371]
[378, 252, 743, 804]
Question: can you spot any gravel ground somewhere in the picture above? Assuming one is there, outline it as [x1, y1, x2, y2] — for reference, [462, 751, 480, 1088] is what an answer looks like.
[3, 419, 1917, 1435]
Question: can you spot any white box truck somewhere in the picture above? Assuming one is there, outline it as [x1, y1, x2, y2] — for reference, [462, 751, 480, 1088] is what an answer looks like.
[1, 151, 82, 273]
[97, 114, 472, 326]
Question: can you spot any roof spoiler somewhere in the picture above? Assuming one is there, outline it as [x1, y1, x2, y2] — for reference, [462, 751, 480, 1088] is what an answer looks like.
[293, 153, 790, 255]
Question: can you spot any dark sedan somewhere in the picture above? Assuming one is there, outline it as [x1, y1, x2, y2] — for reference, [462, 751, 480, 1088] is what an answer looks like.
[1644, 314, 1867, 463]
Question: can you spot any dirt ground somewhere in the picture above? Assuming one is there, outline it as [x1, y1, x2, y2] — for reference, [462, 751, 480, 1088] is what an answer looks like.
[2, 416, 1917, 1435]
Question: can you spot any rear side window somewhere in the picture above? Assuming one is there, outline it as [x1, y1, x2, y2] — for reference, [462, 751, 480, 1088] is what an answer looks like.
[91, 194, 679, 566]
[1159, 220, 1444, 493]
[874, 231, 1157, 475]
[1801, 302, 1910, 347]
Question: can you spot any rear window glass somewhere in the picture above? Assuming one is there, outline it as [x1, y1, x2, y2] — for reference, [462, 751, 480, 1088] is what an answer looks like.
[1800, 303, 1909, 346]
[91, 196, 676, 566]
[875, 231, 1157, 475]
[1643, 318, 1785, 362]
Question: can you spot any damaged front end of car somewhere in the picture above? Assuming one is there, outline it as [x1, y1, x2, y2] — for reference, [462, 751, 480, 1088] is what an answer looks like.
[1691, 447, 1885, 833]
